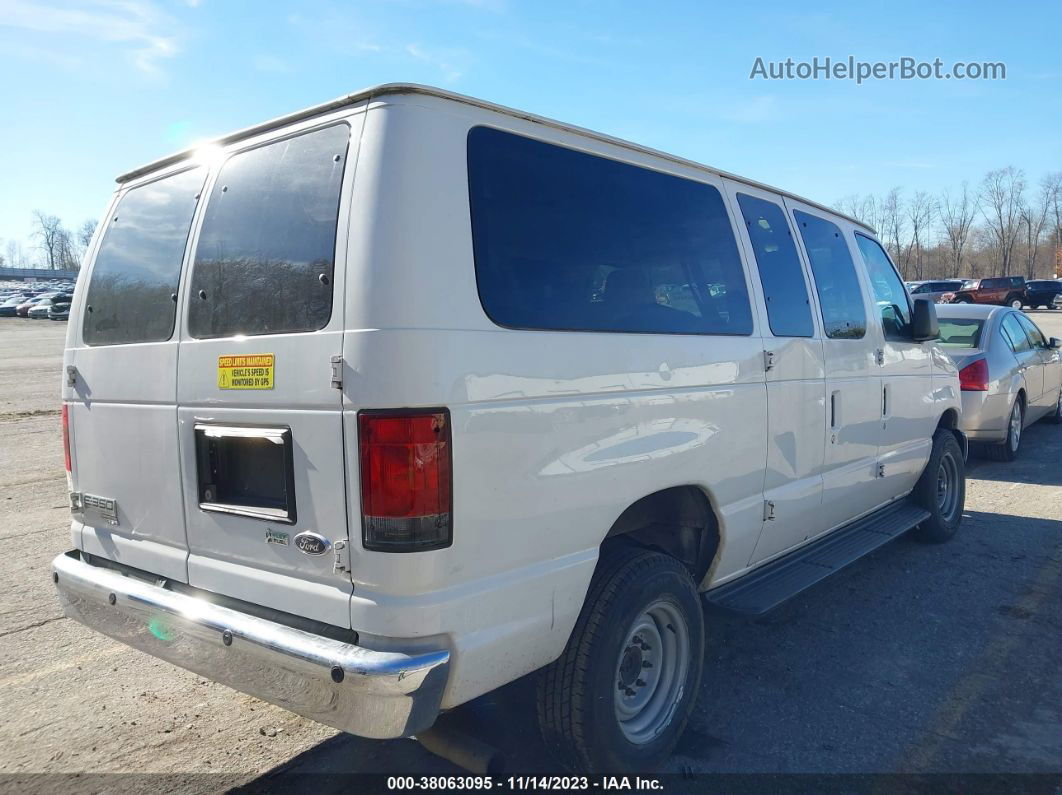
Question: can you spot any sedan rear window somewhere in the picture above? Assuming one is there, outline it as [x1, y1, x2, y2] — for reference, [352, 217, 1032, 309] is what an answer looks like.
[83, 167, 205, 346]
[937, 319, 985, 348]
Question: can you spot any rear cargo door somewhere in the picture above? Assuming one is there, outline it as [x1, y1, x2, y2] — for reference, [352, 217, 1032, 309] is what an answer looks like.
[175, 118, 361, 628]
[68, 166, 207, 581]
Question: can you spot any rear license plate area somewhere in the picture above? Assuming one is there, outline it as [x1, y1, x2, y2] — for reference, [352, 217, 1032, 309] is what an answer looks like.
[194, 424, 296, 523]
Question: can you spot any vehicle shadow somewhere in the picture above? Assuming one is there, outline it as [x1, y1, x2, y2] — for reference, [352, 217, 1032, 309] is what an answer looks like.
[239, 503, 1062, 786]
[965, 419, 1061, 486]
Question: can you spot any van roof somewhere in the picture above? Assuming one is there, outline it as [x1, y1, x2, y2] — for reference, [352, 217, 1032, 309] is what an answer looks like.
[116, 82, 874, 233]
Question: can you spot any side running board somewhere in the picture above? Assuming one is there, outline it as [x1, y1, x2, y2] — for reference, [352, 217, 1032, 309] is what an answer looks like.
[704, 501, 930, 616]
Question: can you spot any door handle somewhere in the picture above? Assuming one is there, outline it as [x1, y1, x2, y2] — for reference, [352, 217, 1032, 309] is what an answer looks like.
[882, 384, 889, 418]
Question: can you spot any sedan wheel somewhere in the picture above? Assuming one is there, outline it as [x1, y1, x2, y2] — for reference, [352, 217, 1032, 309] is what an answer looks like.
[1047, 389, 1062, 425]
[987, 399, 1024, 462]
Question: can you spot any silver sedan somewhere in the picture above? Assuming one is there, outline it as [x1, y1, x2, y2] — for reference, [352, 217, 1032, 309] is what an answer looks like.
[936, 304, 1062, 460]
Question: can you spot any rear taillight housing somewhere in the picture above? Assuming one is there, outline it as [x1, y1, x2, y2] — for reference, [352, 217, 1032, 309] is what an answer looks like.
[359, 409, 452, 552]
[61, 403, 71, 472]
[959, 359, 989, 392]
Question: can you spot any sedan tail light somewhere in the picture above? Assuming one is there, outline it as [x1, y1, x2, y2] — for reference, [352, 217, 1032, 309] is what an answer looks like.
[359, 409, 452, 552]
[959, 359, 989, 392]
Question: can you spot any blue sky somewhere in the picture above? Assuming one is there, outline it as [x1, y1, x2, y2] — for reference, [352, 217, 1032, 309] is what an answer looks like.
[0, 0, 1059, 256]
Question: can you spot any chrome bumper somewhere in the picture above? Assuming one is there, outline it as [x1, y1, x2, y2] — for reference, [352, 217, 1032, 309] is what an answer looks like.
[51, 551, 449, 739]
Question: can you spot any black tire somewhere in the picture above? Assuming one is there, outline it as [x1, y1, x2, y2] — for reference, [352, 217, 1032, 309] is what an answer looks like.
[911, 429, 966, 543]
[1045, 389, 1062, 425]
[985, 397, 1024, 461]
[1006, 295, 1023, 310]
[537, 549, 704, 773]
[955, 296, 973, 304]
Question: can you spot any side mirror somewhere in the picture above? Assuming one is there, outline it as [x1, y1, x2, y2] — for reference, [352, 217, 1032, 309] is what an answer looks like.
[1050, 337, 1061, 350]
[911, 298, 939, 342]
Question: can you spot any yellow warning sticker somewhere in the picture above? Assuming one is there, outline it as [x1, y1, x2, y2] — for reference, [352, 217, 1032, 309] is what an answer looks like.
[217, 354, 274, 390]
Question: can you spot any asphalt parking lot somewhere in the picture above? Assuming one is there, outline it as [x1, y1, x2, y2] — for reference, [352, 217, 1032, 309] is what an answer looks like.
[1, 314, 1060, 789]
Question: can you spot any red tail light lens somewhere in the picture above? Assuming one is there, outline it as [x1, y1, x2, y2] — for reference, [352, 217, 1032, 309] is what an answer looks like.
[61, 403, 71, 472]
[359, 409, 452, 552]
[959, 359, 989, 392]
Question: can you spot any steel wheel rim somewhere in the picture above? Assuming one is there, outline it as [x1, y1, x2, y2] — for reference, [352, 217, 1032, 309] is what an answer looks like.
[1010, 299, 1023, 309]
[936, 450, 960, 522]
[613, 599, 690, 745]
[1009, 403, 1022, 451]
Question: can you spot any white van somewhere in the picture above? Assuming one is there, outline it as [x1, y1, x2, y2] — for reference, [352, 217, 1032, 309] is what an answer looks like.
[53, 84, 965, 773]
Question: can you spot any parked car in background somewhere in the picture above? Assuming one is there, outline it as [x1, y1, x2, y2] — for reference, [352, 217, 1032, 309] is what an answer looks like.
[936, 304, 1062, 461]
[945, 276, 1027, 308]
[908, 279, 965, 303]
[1023, 280, 1062, 309]
[15, 296, 50, 317]
[0, 296, 29, 316]
[28, 299, 55, 319]
[48, 294, 73, 321]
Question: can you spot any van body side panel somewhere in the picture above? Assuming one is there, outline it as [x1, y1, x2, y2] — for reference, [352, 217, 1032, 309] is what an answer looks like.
[723, 180, 828, 565]
[784, 198, 883, 535]
[342, 101, 767, 707]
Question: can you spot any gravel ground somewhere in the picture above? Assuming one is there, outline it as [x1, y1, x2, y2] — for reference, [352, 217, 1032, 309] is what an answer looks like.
[1, 314, 1060, 790]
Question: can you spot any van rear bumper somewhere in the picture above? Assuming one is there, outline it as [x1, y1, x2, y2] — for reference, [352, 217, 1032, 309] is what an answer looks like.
[51, 551, 449, 739]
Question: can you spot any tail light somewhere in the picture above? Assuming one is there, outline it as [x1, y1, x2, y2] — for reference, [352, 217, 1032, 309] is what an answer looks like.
[959, 359, 989, 392]
[61, 403, 71, 472]
[359, 409, 452, 552]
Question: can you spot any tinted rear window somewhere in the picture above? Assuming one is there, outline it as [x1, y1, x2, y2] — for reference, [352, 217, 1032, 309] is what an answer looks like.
[83, 168, 205, 346]
[735, 193, 813, 337]
[188, 124, 349, 339]
[467, 126, 753, 336]
[937, 318, 984, 347]
[793, 210, 866, 339]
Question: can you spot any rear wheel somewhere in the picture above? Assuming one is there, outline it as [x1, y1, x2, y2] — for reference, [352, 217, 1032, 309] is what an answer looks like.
[537, 549, 704, 773]
[986, 398, 1024, 461]
[1007, 296, 1024, 310]
[911, 429, 965, 543]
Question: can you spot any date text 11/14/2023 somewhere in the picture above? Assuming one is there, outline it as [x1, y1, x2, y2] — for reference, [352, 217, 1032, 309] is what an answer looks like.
[386, 776, 664, 790]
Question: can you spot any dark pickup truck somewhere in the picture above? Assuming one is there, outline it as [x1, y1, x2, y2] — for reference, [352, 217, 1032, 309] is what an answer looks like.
[946, 276, 1027, 308]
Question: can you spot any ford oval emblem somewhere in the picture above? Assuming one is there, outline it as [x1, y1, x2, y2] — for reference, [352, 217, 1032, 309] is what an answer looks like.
[293, 532, 331, 556]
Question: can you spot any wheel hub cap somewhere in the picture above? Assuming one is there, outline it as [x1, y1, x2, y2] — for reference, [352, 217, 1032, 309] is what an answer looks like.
[613, 599, 690, 745]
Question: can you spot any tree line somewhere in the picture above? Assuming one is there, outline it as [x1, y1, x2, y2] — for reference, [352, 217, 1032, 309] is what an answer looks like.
[0, 211, 97, 271]
[834, 166, 1062, 282]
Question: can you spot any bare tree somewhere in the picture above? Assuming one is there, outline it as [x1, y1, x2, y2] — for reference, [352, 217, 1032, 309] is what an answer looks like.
[879, 188, 905, 269]
[835, 194, 877, 227]
[938, 182, 976, 279]
[1018, 174, 1060, 279]
[6, 240, 23, 268]
[903, 191, 936, 280]
[71, 219, 98, 268]
[32, 210, 68, 270]
[979, 167, 1026, 277]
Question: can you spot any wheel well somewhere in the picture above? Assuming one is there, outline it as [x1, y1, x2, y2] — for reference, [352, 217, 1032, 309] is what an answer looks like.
[937, 409, 967, 459]
[601, 486, 719, 584]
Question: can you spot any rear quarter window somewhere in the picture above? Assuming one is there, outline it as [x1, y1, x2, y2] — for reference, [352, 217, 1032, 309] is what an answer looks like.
[82, 168, 205, 346]
[188, 123, 349, 339]
[467, 126, 753, 336]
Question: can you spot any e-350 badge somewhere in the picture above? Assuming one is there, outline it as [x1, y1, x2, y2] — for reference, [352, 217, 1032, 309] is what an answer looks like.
[265, 528, 289, 546]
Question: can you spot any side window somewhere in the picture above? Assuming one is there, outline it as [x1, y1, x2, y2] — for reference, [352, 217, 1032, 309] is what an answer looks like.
[1016, 314, 1047, 348]
[1001, 314, 1032, 353]
[983, 278, 1003, 289]
[83, 168, 205, 346]
[188, 124, 349, 339]
[855, 233, 911, 341]
[792, 210, 866, 339]
[735, 193, 813, 337]
[467, 126, 754, 336]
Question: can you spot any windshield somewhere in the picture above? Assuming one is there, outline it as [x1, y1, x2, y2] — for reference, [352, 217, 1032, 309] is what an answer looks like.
[938, 318, 985, 347]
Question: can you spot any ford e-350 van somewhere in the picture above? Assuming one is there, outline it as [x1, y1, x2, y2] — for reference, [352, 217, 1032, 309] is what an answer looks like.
[53, 84, 965, 772]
